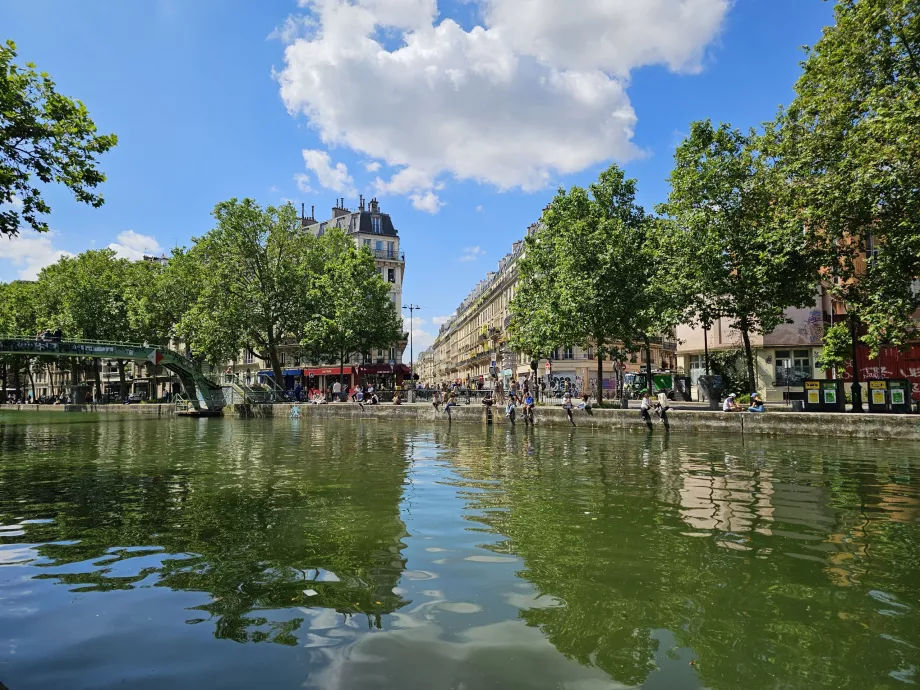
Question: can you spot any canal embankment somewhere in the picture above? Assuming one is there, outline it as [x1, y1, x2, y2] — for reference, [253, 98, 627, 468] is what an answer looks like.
[3, 401, 919, 440]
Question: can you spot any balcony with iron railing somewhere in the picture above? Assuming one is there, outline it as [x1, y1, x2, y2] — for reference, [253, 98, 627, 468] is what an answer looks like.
[371, 249, 405, 261]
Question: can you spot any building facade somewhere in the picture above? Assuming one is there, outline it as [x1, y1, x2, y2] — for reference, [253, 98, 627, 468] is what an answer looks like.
[418, 223, 677, 396]
[224, 197, 409, 394]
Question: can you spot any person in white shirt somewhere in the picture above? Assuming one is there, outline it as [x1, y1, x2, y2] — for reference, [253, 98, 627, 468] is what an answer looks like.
[640, 390, 654, 430]
[332, 380, 341, 401]
[723, 393, 741, 412]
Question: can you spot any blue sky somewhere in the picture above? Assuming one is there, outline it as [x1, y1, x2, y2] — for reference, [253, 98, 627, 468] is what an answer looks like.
[1, 0, 835, 355]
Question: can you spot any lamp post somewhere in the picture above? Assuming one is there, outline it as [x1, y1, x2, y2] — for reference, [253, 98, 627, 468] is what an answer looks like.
[403, 304, 420, 400]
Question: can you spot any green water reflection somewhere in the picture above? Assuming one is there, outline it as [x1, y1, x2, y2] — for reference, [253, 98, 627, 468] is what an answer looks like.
[0, 413, 918, 689]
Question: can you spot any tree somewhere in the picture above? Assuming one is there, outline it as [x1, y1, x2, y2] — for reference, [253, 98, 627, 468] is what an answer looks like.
[178, 199, 317, 382]
[0, 279, 39, 399]
[509, 165, 685, 402]
[657, 120, 819, 392]
[301, 228, 404, 391]
[777, 0, 920, 404]
[1, 40, 117, 237]
[35, 249, 134, 399]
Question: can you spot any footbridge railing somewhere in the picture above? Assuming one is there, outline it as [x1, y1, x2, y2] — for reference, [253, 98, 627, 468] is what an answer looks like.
[0, 335, 225, 413]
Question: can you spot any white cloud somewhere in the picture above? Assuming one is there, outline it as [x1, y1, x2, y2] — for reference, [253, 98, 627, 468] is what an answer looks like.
[301, 149, 356, 195]
[459, 246, 485, 262]
[107, 230, 162, 261]
[402, 315, 435, 359]
[1, 230, 74, 280]
[481, 0, 729, 76]
[294, 173, 313, 193]
[375, 167, 444, 214]
[410, 191, 443, 214]
[276, 0, 728, 194]
[475, 205, 483, 213]
[268, 14, 315, 43]
[3, 194, 24, 210]
[269, 185, 280, 193]
[364, 161, 382, 172]
[432, 314, 453, 326]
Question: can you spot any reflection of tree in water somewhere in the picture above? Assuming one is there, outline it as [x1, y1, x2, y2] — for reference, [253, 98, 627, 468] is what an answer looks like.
[0, 417, 411, 644]
[438, 429, 920, 689]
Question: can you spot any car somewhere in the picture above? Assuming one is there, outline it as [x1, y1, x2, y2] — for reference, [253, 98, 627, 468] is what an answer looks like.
[125, 393, 146, 404]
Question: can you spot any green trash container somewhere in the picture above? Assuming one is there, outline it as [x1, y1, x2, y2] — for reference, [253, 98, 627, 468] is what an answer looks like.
[867, 380, 889, 413]
[821, 380, 846, 412]
[888, 379, 912, 414]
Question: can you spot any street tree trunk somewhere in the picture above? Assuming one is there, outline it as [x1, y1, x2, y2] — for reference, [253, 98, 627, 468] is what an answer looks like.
[644, 336, 654, 395]
[0, 360, 6, 403]
[94, 359, 103, 403]
[740, 325, 756, 394]
[596, 341, 604, 405]
[117, 360, 128, 400]
[27, 364, 35, 401]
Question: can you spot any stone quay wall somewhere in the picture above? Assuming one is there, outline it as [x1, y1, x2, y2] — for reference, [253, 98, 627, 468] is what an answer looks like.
[3, 401, 919, 440]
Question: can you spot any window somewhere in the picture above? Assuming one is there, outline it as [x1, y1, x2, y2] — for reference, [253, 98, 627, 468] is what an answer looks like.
[363, 352, 371, 364]
[387, 268, 396, 283]
[243, 349, 254, 364]
[280, 351, 287, 365]
[387, 241, 394, 257]
[586, 346, 594, 359]
[550, 348, 559, 360]
[363, 238, 371, 247]
[775, 349, 811, 385]
[375, 240, 384, 251]
[372, 216, 381, 234]
[563, 346, 574, 360]
[688, 354, 705, 387]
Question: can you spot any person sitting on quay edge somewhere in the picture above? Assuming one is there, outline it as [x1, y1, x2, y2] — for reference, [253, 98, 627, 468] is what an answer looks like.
[640, 389, 654, 430]
[578, 393, 593, 415]
[523, 391, 536, 425]
[393, 394, 402, 405]
[748, 392, 765, 413]
[722, 393, 742, 412]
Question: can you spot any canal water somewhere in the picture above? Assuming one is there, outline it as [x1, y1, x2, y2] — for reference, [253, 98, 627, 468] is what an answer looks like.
[0, 413, 918, 689]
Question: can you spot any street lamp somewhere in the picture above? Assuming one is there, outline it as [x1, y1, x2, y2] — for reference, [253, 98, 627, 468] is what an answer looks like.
[402, 304, 420, 395]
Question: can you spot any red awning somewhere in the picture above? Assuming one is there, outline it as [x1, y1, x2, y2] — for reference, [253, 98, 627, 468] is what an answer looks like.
[396, 364, 411, 374]
[303, 366, 353, 377]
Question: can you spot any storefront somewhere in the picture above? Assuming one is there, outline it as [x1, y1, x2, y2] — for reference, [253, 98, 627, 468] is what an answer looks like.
[356, 364, 410, 390]
[301, 366, 355, 396]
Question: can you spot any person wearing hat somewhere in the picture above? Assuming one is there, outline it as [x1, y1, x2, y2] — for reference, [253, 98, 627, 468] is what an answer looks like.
[722, 393, 742, 412]
[748, 391, 765, 412]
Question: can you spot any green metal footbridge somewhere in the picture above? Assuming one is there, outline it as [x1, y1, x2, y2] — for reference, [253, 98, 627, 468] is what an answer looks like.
[0, 336, 225, 414]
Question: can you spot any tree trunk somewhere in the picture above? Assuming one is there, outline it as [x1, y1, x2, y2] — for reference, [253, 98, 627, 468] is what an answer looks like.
[49, 363, 56, 397]
[740, 326, 756, 394]
[596, 344, 604, 404]
[266, 330, 284, 389]
[27, 365, 35, 401]
[94, 359, 103, 403]
[12, 356, 22, 400]
[644, 336, 654, 394]
[339, 350, 347, 399]
[118, 360, 128, 400]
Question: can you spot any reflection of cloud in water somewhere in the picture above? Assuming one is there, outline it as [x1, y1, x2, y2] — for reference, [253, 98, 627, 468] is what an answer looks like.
[304, 620, 630, 690]
[463, 555, 517, 563]
[504, 590, 565, 610]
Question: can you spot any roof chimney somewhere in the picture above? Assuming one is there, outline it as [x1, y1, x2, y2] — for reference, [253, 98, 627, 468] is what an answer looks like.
[301, 203, 305, 221]
[311, 205, 315, 219]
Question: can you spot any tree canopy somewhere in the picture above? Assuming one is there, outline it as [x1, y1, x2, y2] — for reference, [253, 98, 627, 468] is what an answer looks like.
[177, 199, 317, 381]
[657, 120, 819, 391]
[510, 165, 685, 398]
[777, 0, 920, 359]
[301, 227, 404, 385]
[1, 40, 117, 237]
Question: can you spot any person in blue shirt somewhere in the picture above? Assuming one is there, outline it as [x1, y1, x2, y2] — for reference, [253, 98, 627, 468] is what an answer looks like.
[523, 392, 535, 425]
[748, 392, 765, 412]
